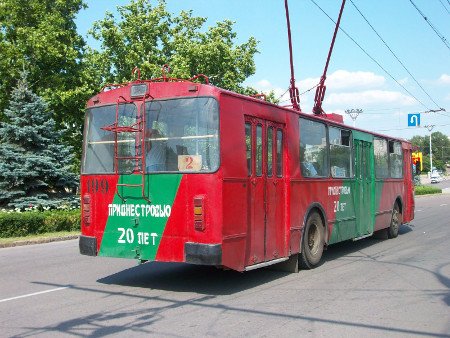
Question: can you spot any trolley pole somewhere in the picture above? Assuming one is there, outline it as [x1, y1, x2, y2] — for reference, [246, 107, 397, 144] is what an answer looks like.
[424, 124, 435, 174]
[345, 108, 363, 127]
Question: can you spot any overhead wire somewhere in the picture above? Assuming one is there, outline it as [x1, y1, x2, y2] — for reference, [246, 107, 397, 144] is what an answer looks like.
[408, 0, 450, 51]
[309, 0, 430, 110]
[375, 123, 450, 132]
[349, 0, 443, 110]
[277, 83, 318, 103]
[438, 0, 450, 15]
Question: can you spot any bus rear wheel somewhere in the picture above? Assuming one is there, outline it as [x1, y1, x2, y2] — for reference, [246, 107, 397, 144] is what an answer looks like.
[300, 211, 325, 269]
[388, 203, 401, 239]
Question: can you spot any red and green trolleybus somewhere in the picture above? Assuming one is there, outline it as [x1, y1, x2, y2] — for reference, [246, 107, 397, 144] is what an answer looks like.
[79, 72, 415, 272]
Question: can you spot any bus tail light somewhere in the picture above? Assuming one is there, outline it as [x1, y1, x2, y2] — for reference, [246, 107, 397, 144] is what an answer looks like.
[194, 196, 205, 231]
[82, 194, 91, 226]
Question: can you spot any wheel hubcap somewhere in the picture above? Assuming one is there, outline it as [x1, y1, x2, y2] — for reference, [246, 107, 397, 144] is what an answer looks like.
[308, 223, 319, 255]
[392, 209, 399, 232]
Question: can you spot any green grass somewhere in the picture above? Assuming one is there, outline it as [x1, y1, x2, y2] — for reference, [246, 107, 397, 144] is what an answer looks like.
[415, 185, 442, 195]
[0, 231, 79, 245]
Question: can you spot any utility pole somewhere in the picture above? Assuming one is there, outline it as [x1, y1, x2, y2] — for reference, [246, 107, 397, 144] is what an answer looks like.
[345, 109, 363, 127]
[423, 124, 435, 174]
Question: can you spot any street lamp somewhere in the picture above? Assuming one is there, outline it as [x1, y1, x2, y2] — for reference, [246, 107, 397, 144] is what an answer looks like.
[345, 109, 363, 127]
[423, 124, 435, 174]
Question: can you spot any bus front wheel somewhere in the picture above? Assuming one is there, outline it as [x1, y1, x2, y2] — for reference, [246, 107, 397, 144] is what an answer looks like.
[300, 211, 325, 269]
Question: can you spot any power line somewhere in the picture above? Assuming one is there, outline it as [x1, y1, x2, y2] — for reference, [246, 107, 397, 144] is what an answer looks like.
[309, 0, 430, 110]
[435, 111, 450, 119]
[349, 0, 443, 109]
[408, 0, 450, 51]
[375, 123, 450, 132]
[438, 0, 450, 15]
[364, 107, 402, 112]
[277, 83, 318, 104]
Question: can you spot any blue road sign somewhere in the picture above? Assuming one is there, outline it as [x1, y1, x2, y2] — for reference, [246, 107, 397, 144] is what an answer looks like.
[408, 113, 420, 127]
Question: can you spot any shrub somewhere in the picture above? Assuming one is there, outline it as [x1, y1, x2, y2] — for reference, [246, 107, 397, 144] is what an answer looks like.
[0, 209, 80, 238]
[415, 185, 442, 195]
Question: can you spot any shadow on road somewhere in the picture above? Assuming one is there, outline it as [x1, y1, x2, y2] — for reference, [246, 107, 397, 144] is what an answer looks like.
[25, 222, 450, 338]
[98, 261, 291, 295]
[321, 223, 413, 264]
[97, 224, 416, 295]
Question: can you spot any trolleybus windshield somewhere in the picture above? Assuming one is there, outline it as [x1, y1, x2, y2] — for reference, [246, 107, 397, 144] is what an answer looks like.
[82, 97, 219, 174]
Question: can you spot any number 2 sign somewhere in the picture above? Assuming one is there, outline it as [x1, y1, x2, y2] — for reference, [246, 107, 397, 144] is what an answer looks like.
[178, 155, 202, 171]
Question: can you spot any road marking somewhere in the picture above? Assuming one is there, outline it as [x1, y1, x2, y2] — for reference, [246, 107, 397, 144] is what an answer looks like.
[0, 287, 68, 304]
[416, 209, 423, 212]
[440, 204, 448, 207]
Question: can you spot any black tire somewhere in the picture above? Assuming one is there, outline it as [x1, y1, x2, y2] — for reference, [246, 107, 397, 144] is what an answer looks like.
[300, 211, 325, 269]
[388, 203, 401, 239]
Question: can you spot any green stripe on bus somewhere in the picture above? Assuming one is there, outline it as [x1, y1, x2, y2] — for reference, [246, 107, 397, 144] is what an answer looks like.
[98, 174, 182, 260]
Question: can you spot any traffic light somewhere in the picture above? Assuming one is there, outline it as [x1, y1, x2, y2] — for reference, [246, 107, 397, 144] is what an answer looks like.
[412, 152, 423, 175]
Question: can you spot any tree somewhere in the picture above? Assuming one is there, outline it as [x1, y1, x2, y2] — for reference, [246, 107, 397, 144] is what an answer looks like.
[86, 0, 259, 93]
[0, 0, 91, 160]
[410, 131, 450, 172]
[409, 135, 427, 153]
[430, 131, 450, 164]
[0, 73, 78, 209]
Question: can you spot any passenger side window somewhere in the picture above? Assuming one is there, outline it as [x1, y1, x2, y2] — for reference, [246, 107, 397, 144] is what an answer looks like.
[299, 118, 328, 177]
[389, 141, 403, 178]
[374, 138, 389, 178]
[245, 123, 252, 176]
[276, 129, 283, 177]
[329, 127, 352, 178]
[256, 124, 263, 176]
[267, 127, 273, 177]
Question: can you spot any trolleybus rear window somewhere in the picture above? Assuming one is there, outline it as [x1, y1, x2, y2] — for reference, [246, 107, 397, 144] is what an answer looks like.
[82, 97, 219, 174]
[82, 103, 138, 174]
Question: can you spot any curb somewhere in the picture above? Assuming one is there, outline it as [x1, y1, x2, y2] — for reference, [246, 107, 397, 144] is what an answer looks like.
[0, 235, 79, 249]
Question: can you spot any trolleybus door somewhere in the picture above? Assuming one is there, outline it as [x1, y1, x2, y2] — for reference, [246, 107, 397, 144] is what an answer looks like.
[355, 140, 374, 236]
[245, 117, 285, 266]
[265, 123, 285, 261]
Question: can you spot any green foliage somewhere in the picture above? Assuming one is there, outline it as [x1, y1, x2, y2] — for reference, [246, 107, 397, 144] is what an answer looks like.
[0, 210, 80, 238]
[415, 185, 442, 195]
[0, 0, 93, 166]
[410, 131, 450, 172]
[86, 0, 259, 93]
[240, 87, 280, 104]
[0, 73, 79, 209]
[1, 0, 261, 170]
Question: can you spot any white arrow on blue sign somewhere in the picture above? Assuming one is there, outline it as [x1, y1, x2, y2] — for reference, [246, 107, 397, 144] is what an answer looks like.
[408, 113, 420, 127]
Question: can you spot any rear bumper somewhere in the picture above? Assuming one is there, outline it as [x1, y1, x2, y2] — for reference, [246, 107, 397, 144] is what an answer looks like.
[79, 235, 97, 256]
[185, 242, 222, 266]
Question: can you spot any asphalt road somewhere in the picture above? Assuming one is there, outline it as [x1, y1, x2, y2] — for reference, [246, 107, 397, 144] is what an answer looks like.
[1, 194, 449, 337]
[431, 178, 450, 191]
[421, 174, 450, 191]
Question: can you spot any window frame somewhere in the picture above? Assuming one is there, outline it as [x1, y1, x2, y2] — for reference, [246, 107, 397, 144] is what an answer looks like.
[374, 137, 389, 179]
[329, 127, 353, 179]
[388, 140, 403, 179]
[82, 96, 220, 175]
[299, 117, 329, 178]
[276, 128, 283, 178]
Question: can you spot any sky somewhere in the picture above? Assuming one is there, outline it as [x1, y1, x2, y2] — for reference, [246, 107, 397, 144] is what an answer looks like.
[75, 0, 450, 140]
